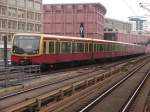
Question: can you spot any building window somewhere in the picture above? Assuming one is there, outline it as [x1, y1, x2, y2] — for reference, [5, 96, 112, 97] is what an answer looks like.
[27, 0, 34, 9]
[0, 6, 7, 16]
[0, 19, 6, 29]
[35, 0, 42, 2]
[35, 13, 41, 21]
[18, 10, 26, 19]
[27, 11, 34, 20]
[8, 20, 17, 30]
[35, 2, 41, 11]
[35, 24, 41, 32]
[8, 35, 12, 42]
[0, 0, 7, 3]
[17, 0, 25, 8]
[8, 8, 17, 18]
[27, 23, 34, 32]
[18, 22, 26, 31]
[0, 33, 6, 42]
[8, 0, 16, 6]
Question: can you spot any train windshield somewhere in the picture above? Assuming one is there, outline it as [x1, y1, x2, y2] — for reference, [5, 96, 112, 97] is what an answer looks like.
[12, 35, 41, 55]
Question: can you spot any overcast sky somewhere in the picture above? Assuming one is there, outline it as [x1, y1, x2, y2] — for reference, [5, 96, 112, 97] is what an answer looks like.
[43, 0, 150, 22]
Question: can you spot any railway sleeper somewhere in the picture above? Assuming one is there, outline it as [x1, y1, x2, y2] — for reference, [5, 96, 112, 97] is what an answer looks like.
[2, 64, 128, 112]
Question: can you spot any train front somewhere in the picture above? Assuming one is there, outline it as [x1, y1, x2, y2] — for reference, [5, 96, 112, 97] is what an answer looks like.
[11, 34, 42, 65]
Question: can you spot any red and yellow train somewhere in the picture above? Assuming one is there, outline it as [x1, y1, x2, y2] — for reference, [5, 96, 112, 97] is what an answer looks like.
[11, 33, 146, 66]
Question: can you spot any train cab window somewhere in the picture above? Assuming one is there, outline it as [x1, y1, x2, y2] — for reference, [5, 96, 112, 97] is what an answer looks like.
[49, 41, 54, 54]
[72, 42, 76, 53]
[56, 42, 60, 54]
[43, 41, 46, 54]
[85, 43, 89, 53]
[89, 43, 93, 52]
[61, 42, 71, 53]
[77, 43, 84, 53]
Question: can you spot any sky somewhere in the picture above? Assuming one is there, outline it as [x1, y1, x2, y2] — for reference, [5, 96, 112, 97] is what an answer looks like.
[43, 0, 150, 22]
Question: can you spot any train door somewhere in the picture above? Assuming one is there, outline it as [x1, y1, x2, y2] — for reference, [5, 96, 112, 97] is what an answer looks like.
[43, 41, 46, 54]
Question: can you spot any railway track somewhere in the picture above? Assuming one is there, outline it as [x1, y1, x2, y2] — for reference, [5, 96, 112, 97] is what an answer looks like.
[0, 56, 144, 112]
[0, 56, 141, 87]
[0, 55, 148, 112]
[79, 58, 150, 112]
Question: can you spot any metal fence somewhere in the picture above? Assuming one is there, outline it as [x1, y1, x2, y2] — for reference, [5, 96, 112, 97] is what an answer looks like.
[0, 65, 41, 87]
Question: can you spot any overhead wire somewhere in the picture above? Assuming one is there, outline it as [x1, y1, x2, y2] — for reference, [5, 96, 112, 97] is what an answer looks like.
[122, 0, 138, 16]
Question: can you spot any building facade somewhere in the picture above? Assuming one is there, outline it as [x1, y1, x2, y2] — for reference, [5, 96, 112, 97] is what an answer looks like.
[104, 18, 132, 33]
[43, 3, 106, 39]
[0, 0, 42, 43]
[0, 0, 42, 60]
[129, 16, 146, 32]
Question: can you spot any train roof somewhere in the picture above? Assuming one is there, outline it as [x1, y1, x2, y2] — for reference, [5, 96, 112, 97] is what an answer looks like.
[14, 33, 143, 47]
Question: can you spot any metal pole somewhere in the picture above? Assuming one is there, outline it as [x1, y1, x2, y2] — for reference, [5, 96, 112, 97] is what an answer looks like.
[4, 35, 7, 67]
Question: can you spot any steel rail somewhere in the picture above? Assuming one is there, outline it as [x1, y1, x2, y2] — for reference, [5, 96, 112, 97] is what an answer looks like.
[0, 58, 131, 100]
[121, 70, 150, 112]
[79, 61, 146, 112]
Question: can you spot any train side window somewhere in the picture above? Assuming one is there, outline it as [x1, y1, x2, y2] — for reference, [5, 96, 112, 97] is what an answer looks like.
[49, 41, 54, 54]
[97, 44, 99, 51]
[98, 44, 100, 52]
[56, 42, 60, 54]
[103, 44, 106, 51]
[112, 44, 115, 51]
[43, 41, 46, 54]
[77, 43, 84, 53]
[97, 44, 101, 51]
[107, 44, 110, 51]
[106, 44, 108, 51]
[115, 44, 118, 51]
[85, 43, 89, 53]
[100, 44, 103, 51]
[61, 42, 71, 53]
[101, 44, 104, 51]
[97, 44, 100, 52]
[111, 44, 113, 51]
[94, 44, 97, 52]
[119, 45, 121, 51]
[89, 43, 93, 52]
[94, 44, 96, 52]
[72, 42, 76, 53]
[96, 44, 98, 52]
[108, 44, 111, 51]
[118, 45, 121, 51]
[105, 44, 109, 51]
